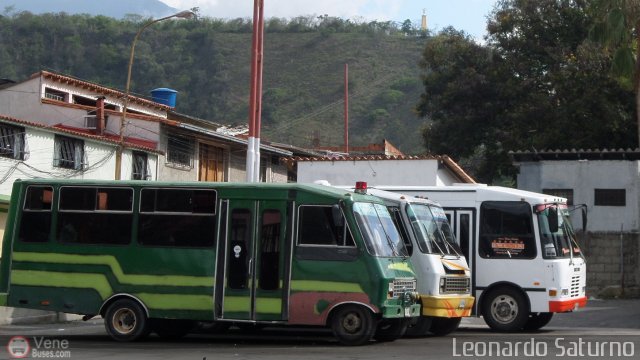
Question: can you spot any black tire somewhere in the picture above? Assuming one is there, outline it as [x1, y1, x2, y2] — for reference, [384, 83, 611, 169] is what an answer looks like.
[330, 305, 376, 346]
[104, 298, 150, 342]
[429, 317, 461, 336]
[523, 312, 553, 331]
[482, 287, 529, 332]
[405, 316, 433, 337]
[373, 318, 410, 342]
[152, 319, 195, 339]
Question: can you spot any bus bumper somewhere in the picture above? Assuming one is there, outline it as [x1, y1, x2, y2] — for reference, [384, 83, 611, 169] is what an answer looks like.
[549, 296, 587, 312]
[421, 295, 475, 317]
[381, 303, 421, 318]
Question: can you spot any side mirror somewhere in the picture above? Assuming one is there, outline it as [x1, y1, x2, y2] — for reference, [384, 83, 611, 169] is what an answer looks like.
[548, 208, 559, 233]
[581, 206, 587, 232]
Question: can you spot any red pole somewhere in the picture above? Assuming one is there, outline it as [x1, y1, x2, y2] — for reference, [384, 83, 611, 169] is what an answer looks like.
[246, 0, 262, 181]
[255, 0, 264, 140]
[344, 63, 349, 154]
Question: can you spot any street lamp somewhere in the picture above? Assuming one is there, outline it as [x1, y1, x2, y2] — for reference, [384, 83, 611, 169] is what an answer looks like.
[115, 10, 196, 180]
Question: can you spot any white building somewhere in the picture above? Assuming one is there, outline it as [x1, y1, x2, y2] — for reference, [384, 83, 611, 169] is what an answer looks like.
[290, 154, 475, 186]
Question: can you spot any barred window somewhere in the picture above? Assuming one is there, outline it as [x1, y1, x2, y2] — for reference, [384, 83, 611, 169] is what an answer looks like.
[53, 135, 84, 170]
[166, 133, 194, 167]
[132, 151, 150, 180]
[0, 123, 26, 160]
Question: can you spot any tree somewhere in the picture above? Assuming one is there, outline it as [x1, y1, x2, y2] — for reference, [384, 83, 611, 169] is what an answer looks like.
[589, 0, 640, 146]
[418, 0, 635, 183]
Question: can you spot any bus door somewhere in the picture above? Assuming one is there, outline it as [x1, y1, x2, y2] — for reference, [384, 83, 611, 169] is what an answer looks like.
[216, 199, 288, 322]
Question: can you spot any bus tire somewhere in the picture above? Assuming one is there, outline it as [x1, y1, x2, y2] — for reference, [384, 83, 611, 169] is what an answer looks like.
[330, 305, 376, 346]
[482, 287, 529, 332]
[373, 318, 410, 342]
[523, 312, 553, 331]
[430, 317, 461, 336]
[152, 319, 195, 339]
[104, 298, 150, 342]
[405, 316, 433, 337]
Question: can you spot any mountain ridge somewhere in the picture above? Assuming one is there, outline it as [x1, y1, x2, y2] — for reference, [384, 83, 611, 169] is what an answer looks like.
[0, 0, 178, 19]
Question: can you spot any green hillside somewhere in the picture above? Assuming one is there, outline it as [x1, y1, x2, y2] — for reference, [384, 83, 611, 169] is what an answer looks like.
[0, 12, 429, 153]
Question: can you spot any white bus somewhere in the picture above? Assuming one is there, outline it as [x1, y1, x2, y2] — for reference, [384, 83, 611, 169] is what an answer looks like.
[376, 184, 587, 332]
[335, 183, 474, 336]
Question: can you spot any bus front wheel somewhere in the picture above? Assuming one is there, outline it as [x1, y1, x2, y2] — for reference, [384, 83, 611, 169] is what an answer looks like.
[523, 312, 553, 331]
[482, 287, 529, 332]
[330, 305, 376, 346]
[104, 299, 150, 342]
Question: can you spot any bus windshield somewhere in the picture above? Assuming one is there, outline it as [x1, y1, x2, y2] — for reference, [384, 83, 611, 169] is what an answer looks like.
[536, 204, 582, 259]
[353, 202, 408, 257]
[406, 203, 460, 256]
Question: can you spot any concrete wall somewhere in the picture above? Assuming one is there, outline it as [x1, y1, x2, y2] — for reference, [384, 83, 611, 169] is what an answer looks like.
[517, 160, 640, 232]
[582, 232, 640, 297]
[296, 159, 451, 186]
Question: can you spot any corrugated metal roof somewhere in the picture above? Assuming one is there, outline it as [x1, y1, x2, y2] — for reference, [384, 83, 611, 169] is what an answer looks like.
[510, 148, 640, 161]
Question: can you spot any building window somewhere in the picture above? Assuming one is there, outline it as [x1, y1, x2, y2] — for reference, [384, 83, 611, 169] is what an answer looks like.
[543, 188, 574, 206]
[0, 124, 26, 160]
[132, 151, 150, 180]
[53, 135, 84, 170]
[44, 88, 67, 102]
[594, 189, 626, 206]
[166, 133, 194, 168]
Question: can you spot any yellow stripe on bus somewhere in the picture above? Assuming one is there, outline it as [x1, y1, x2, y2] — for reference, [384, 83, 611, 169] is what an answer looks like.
[289, 280, 363, 293]
[11, 270, 112, 299]
[222, 296, 283, 314]
[12, 252, 213, 287]
[135, 293, 213, 311]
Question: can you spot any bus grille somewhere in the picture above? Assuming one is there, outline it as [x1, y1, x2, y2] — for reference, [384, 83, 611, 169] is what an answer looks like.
[441, 277, 471, 294]
[570, 275, 581, 297]
[393, 278, 417, 295]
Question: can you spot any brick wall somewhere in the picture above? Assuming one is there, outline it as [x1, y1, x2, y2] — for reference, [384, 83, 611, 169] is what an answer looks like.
[580, 231, 639, 296]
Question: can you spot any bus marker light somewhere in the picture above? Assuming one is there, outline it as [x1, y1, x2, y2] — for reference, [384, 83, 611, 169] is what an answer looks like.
[533, 281, 540, 286]
[40, 300, 50, 306]
[355, 181, 368, 194]
[549, 289, 557, 297]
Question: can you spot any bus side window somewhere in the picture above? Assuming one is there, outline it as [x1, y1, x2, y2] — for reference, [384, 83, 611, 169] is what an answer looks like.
[259, 210, 281, 291]
[19, 186, 53, 243]
[229, 209, 251, 290]
[388, 206, 412, 256]
[296, 205, 357, 261]
[479, 201, 536, 259]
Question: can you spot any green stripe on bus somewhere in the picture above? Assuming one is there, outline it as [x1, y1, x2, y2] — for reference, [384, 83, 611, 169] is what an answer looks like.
[0, 293, 7, 306]
[135, 293, 213, 311]
[223, 296, 250, 313]
[12, 252, 212, 287]
[290, 280, 363, 293]
[11, 270, 112, 299]
[222, 297, 282, 314]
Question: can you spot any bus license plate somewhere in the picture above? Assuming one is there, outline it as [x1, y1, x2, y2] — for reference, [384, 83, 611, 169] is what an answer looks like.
[405, 307, 411, 317]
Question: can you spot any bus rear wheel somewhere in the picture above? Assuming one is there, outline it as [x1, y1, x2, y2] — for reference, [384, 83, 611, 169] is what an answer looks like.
[373, 318, 409, 342]
[482, 287, 529, 332]
[330, 305, 376, 346]
[430, 317, 461, 336]
[523, 312, 553, 331]
[104, 299, 150, 342]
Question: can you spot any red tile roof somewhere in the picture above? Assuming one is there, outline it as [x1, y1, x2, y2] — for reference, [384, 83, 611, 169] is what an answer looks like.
[0, 114, 160, 154]
[34, 70, 172, 111]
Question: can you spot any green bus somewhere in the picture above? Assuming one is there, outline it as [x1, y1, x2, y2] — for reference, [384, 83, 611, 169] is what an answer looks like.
[0, 179, 420, 345]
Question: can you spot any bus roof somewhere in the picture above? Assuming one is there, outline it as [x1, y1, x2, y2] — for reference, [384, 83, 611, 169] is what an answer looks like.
[11, 179, 381, 203]
[375, 184, 567, 205]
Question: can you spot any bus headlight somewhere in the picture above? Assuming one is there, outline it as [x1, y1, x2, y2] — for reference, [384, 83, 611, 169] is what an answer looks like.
[561, 288, 569, 296]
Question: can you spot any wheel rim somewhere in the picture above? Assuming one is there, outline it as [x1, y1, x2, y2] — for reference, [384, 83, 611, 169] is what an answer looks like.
[112, 308, 137, 335]
[490, 294, 518, 324]
[341, 312, 362, 334]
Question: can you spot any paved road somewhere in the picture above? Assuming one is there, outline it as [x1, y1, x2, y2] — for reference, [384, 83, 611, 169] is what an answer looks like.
[0, 299, 638, 360]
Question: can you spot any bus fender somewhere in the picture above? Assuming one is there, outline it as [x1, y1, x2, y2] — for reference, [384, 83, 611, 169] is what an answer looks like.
[326, 301, 378, 325]
[99, 293, 150, 318]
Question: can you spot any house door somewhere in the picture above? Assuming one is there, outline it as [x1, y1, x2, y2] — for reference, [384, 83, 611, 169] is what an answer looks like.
[215, 199, 287, 322]
[199, 143, 225, 182]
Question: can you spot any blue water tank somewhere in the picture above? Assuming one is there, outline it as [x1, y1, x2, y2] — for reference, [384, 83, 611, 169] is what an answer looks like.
[151, 88, 178, 107]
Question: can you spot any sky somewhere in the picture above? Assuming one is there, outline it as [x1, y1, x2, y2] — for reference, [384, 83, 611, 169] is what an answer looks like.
[159, 0, 499, 41]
